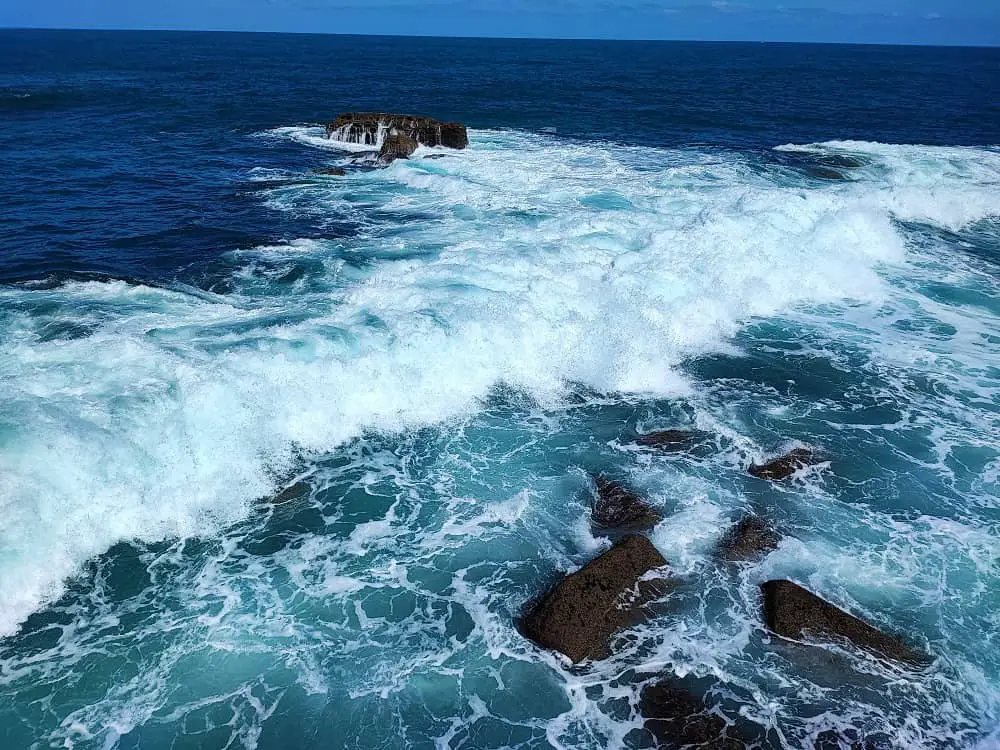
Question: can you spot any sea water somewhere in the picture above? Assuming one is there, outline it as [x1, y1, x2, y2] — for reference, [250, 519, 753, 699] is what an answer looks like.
[1, 30, 999, 749]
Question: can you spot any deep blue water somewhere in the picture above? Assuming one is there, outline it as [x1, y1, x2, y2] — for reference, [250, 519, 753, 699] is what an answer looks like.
[1, 29, 999, 750]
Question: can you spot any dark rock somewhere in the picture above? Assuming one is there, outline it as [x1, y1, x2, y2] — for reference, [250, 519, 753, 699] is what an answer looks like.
[716, 516, 779, 562]
[315, 167, 346, 176]
[325, 112, 469, 149]
[346, 153, 379, 167]
[748, 448, 819, 480]
[805, 166, 849, 181]
[520, 535, 668, 662]
[591, 475, 661, 533]
[377, 133, 418, 165]
[273, 481, 311, 505]
[815, 729, 895, 750]
[641, 682, 747, 749]
[761, 580, 925, 664]
[581, 571, 677, 663]
[815, 731, 848, 750]
[635, 429, 699, 451]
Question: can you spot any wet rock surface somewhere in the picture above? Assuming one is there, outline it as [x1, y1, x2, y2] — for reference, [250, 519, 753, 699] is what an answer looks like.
[326, 112, 469, 149]
[635, 429, 701, 451]
[748, 447, 819, 480]
[716, 515, 780, 561]
[520, 535, 668, 662]
[640, 682, 748, 749]
[272, 481, 311, 505]
[814, 729, 895, 749]
[377, 133, 418, 165]
[761, 580, 924, 664]
[591, 475, 661, 533]
[314, 167, 346, 176]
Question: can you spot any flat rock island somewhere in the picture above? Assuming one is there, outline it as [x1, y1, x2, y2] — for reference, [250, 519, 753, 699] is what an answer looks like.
[325, 112, 469, 149]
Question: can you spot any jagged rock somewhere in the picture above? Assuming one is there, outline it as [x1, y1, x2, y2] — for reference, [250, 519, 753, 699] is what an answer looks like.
[748, 448, 819, 480]
[635, 429, 700, 451]
[520, 535, 668, 662]
[716, 516, 779, 562]
[377, 133, 418, 165]
[761, 580, 924, 664]
[325, 112, 469, 149]
[591, 475, 661, 533]
[315, 167, 346, 176]
[641, 682, 748, 749]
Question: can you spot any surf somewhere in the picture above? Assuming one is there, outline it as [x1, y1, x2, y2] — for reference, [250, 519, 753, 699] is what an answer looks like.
[1, 126, 998, 749]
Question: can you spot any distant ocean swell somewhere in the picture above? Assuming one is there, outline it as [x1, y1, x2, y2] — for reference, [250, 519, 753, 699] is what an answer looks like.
[1, 127, 999, 748]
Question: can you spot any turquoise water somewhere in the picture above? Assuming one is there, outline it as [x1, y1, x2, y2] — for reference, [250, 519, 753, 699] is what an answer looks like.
[1, 30, 1000, 749]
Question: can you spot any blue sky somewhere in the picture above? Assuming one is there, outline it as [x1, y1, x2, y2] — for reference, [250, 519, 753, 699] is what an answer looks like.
[2, 0, 998, 45]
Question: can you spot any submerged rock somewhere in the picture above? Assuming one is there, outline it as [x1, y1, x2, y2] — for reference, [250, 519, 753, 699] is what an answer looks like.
[641, 682, 748, 749]
[520, 535, 668, 662]
[814, 729, 894, 750]
[315, 167, 346, 176]
[377, 133, 418, 165]
[635, 429, 700, 451]
[805, 165, 849, 181]
[761, 580, 924, 664]
[816, 154, 867, 169]
[748, 448, 819, 480]
[716, 516, 779, 562]
[325, 112, 469, 149]
[272, 481, 311, 505]
[591, 475, 661, 533]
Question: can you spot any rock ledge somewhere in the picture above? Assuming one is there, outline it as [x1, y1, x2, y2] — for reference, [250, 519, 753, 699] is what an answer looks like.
[761, 580, 924, 664]
[521, 535, 667, 662]
[325, 112, 469, 149]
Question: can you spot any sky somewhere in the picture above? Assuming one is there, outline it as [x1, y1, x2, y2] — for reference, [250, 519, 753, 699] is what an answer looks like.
[2, 0, 999, 46]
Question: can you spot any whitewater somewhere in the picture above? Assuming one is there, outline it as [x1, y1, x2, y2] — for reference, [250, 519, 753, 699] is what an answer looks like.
[2, 123, 999, 748]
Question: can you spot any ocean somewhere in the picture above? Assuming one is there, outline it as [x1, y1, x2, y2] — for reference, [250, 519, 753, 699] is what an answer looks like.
[1, 28, 999, 749]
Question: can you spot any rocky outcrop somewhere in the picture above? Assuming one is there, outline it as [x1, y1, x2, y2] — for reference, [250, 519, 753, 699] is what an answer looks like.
[635, 429, 700, 451]
[716, 516, 779, 562]
[378, 134, 418, 165]
[315, 167, 346, 176]
[761, 580, 924, 664]
[520, 535, 668, 662]
[748, 448, 819, 480]
[591, 475, 661, 533]
[641, 682, 748, 749]
[325, 112, 469, 149]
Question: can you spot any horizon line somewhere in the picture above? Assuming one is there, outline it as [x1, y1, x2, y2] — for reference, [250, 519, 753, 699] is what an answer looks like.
[2, 25, 998, 50]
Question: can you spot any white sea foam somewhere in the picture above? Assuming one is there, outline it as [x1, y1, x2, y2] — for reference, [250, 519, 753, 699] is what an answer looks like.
[776, 140, 1000, 230]
[261, 125, 374, 153]
[0, 128, 997, 663]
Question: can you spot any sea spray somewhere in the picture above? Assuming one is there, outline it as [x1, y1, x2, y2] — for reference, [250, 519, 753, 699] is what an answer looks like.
[1, 125, 998, 747]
